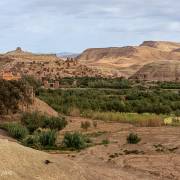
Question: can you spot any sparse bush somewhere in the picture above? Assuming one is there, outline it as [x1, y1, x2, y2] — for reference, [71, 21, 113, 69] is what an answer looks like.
[101, 139, 110, 145]
[63, 132, 86, 150]
[42, 116, 67, 130]
[127, 133, 141, 144]
[23, 129, 57, 148]
[37, 129, 57, 147]
[21, 112, 67, 133]
[23, 135, 39, 147]
[2, 123, 29, 140]
[21, 112, 43, 133]
[81, 121, 91, 131]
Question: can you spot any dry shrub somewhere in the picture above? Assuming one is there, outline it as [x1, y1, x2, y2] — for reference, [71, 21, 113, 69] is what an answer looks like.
[81, 121, 91, 131]
[127, 133, 141, 144]
[63, 132, 86, 150]
[137, 118, 164, 127]
[69, 107, 80, 117]
[1, 123, 29, 140]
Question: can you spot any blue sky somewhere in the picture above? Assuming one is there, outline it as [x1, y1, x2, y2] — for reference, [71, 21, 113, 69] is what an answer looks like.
[0, 0, 180, 53]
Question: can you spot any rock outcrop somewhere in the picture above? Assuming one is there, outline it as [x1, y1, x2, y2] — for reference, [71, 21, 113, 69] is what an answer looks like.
[140, 41, 180, 51]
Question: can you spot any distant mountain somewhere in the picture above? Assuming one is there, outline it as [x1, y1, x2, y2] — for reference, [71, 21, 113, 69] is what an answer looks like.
[57, 52, 79, 59]
[1, 41, 180, 81]
[76, 41, 180, 78]
[3, 47, 60, 62]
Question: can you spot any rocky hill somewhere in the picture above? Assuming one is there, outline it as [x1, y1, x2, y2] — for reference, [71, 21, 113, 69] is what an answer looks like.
[131, 60, 180, 82]
[0, 48, 104, 80]
[1, 41, 180, 81]
[3, 47, 60, 62]
[140, 41, 180, 51]
[76, 41, 180, 77]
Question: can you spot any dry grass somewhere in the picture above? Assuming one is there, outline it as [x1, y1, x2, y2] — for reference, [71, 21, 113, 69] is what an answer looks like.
[82, 111, 164, 127]
[69, 107, 81, 117]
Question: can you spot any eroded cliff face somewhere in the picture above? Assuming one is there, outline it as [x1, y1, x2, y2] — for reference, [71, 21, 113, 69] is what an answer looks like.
[131, 60, 180, 82]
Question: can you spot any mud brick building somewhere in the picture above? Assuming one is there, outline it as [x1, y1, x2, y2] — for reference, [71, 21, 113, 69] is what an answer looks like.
[43, 80, 60, 89]
[0, 71, 21, 81]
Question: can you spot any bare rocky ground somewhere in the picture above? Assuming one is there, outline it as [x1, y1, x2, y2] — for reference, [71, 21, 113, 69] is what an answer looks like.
[58, 117, 180, 180]
[27, 98, 59, 117]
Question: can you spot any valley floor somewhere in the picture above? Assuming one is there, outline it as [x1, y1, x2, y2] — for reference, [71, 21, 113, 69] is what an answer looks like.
[56, 117, 180, 180]
[1, 116, 180, 180]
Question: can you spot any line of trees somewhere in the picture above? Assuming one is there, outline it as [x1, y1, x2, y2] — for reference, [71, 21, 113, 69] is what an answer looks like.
[0, 80, 31, 115]
[39, 88, 180, 115]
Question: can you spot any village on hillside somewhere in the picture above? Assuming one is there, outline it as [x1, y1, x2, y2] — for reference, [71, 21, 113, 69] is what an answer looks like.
[0, 47, 105, 88]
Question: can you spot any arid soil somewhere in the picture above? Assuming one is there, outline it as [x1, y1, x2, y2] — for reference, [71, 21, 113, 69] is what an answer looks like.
[0, 139, 86, 180]
[27, 98, 59, 117]
[59, 117, 180, 180]
[0, 116, 180, 179]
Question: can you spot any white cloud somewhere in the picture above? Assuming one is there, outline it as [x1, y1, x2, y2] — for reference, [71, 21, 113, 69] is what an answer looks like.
[0, 0, 179, 52]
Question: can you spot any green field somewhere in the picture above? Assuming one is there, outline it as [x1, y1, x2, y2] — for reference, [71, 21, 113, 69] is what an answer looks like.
[37, 78, 180, 126]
